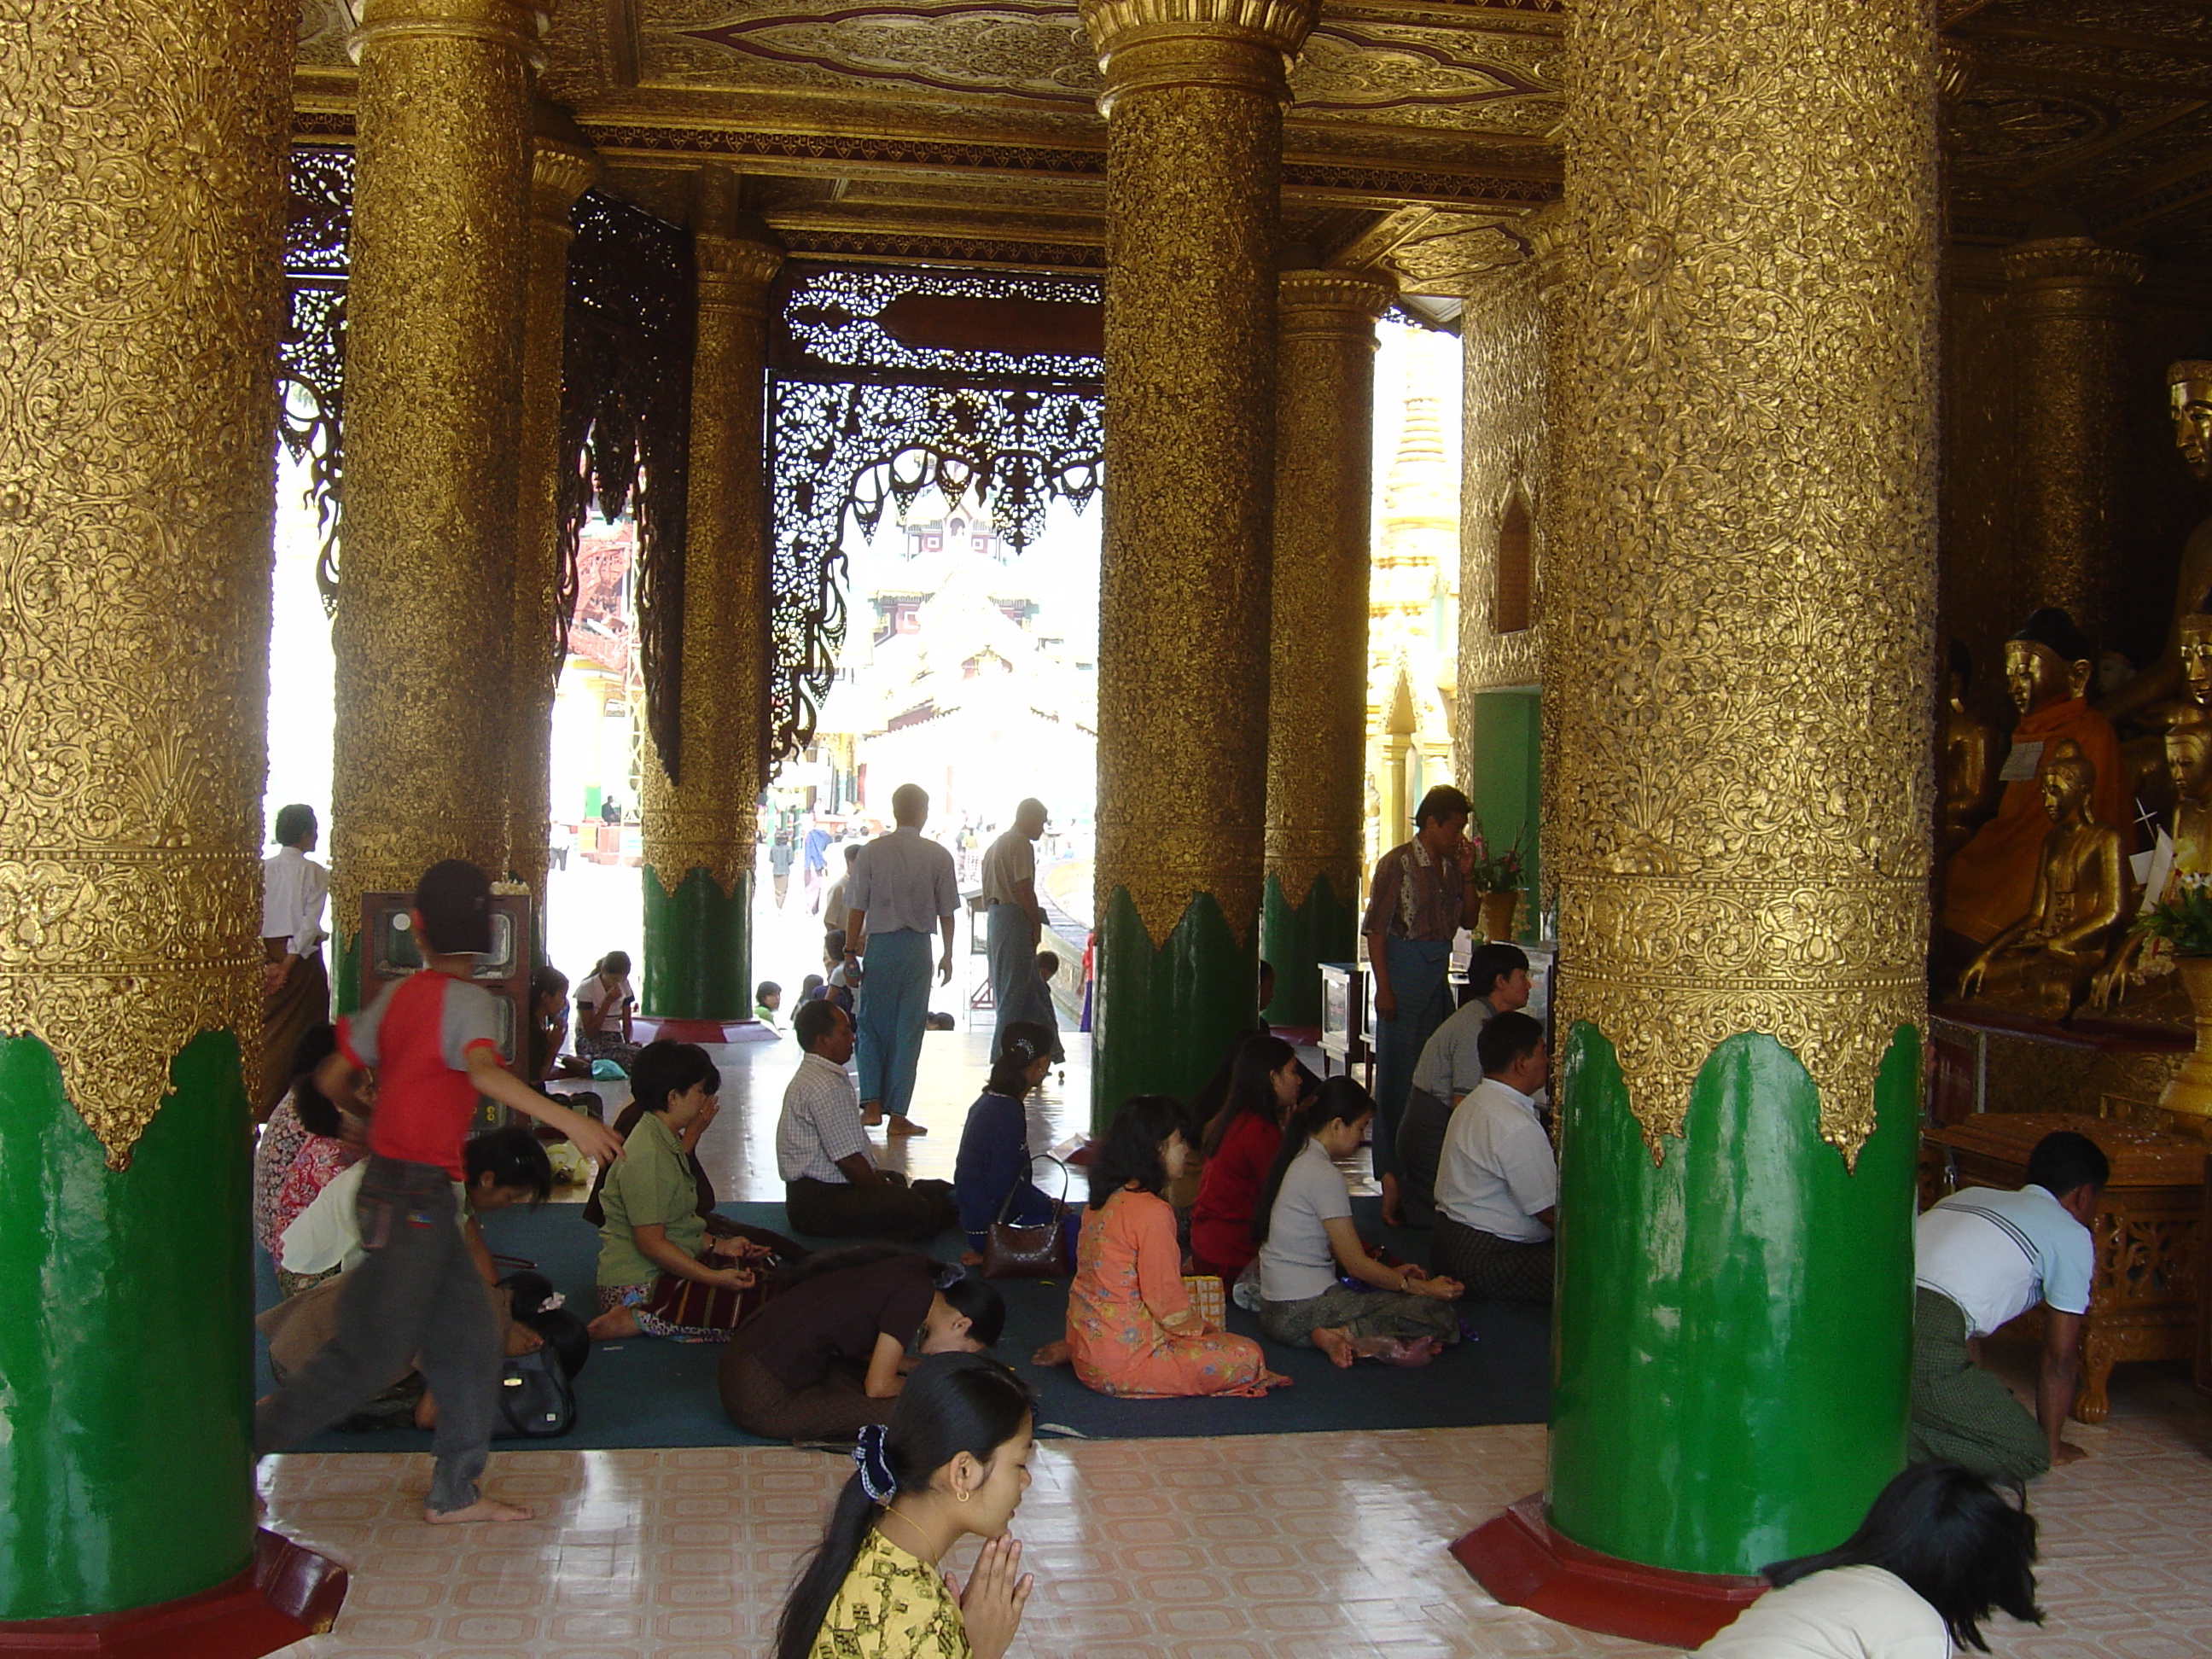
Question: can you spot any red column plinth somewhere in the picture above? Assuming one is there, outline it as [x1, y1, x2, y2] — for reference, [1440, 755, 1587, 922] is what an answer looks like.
[0, 1532, 346, 1659]
[637, 1016, 776, 1045]
[1452, 1496, 1765, 1650]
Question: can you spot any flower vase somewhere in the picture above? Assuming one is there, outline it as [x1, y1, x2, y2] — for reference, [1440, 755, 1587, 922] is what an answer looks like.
[1480, 890, 1519, 943]
[2158, 955, 2212, 1122]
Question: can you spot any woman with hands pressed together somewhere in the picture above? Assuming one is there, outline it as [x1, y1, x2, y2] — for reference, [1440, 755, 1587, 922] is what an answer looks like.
[589, 1040, 772, 1341]
[777, 1352, 1038, 1659]
[1254, 1077, 1464, 1367]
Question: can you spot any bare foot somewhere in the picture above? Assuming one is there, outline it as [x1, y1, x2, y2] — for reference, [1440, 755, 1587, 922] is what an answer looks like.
[960, 1249, 985, 1268]
[888, 1119, 927, 1137]
[1259, 1370, 1295, 1390]
[587, 1306, 640, 1341]
[414, 1392, 440, 1429]
[425, 1497, 534, 1525]
[2053, 1440, 2091, 1466]
[1312, 1326, 1356, 1369]
[861, 1103, 885, 1126]
[1031, 1339, 1071, 1366]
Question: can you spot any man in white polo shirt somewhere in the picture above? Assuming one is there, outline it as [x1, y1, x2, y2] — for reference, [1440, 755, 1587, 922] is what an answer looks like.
[1432, 1011, 1555, 1303]
[1396, 942, 1531, 1228]
[1913, 1129, 2104, 1482]
[776, 999, 956, 1241]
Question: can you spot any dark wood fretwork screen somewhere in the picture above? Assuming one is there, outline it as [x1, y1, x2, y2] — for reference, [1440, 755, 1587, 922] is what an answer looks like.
[280, 145, 352, 616]
[765, 262, 1105, 768]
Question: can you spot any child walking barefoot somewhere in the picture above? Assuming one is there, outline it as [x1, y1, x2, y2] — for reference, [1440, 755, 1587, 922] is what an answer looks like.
[254, 860, 624, 1523]
[1254, 1078, 1464, 1367]
[776, 1353, 1038, 1659]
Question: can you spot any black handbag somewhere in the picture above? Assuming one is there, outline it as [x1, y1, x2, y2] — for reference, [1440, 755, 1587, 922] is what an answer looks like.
[496, 1346, 576, 1439]
[982, 1154, 1072, 1280]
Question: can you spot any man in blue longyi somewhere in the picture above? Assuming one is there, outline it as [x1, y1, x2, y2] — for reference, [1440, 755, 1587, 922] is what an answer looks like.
[842, 783, 958, 1138]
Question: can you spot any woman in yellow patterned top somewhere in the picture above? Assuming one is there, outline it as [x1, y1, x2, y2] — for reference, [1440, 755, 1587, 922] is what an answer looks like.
[776, 1353, 1038, 1659]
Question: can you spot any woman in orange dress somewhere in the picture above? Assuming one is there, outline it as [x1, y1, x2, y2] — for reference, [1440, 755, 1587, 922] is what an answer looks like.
[1063, 1095, 1288, 1400]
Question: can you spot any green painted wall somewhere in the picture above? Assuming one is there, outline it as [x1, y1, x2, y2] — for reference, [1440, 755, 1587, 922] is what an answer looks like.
[1092, 888, 1254, 1131]
[0, 1031, 255, 1619]
[334, 928, 362, 1016]
[641, 865, 753, 1022]
[1259, 871, 1354, 1029]
[1462, 688, 1541, 940]
[1549, 1024, 1918, 1575]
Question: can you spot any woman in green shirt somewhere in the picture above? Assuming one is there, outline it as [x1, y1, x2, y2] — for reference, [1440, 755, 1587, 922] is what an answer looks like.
[589, 1041, 773, 1342]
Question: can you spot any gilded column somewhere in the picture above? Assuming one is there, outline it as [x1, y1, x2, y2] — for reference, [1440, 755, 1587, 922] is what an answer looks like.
[2004, 235, 2143, 651]
[640, 167, 781, 1035]
[510, 106, 598, 957]
[1082, 0, 1313, 1122]
[1538, 0, 1936, 1580]
[0, 0, 291, 1625]
[1262, 267, 1394, 1028]
[329, 0, 540, 1005]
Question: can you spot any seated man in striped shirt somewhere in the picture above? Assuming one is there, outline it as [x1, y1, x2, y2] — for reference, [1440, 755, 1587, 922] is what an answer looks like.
[777, 998, 958, 1243]
[1912, 1129, 2105, 1482]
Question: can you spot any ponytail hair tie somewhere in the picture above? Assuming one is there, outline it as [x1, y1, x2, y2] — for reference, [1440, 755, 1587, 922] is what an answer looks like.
[853, 1423, 895, 1503]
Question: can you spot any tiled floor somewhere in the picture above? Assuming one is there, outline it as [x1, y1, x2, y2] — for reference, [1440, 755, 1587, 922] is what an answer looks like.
[265, 1353, 2212, 1658]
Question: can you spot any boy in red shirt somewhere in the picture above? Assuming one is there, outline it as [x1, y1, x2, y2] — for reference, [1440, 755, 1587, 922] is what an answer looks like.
[256, 860, 622, 1523]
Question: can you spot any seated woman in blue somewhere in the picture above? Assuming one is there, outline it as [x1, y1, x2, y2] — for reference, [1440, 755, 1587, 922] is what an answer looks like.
[953, 1023, 1060, 1263]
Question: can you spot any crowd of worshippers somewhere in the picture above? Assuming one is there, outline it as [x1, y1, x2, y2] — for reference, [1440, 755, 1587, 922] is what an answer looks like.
[248, 818, 2094, 1654]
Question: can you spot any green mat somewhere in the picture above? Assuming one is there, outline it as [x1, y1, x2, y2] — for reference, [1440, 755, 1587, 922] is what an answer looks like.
[255, 1197, 1549, 1449]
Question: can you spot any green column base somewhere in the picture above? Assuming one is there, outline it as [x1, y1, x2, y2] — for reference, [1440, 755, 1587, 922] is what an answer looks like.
[0, 1032, 255, 1619]
[1092, 887, 1254, 1132]
[1549, 1024, 1918, 1575]
[334, 929, 362, 1016]
[642, 864, 753, 1023]
[1259, 870, 1354, 1029]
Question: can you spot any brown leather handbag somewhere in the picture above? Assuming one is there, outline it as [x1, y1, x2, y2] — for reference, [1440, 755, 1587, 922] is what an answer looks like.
[982, 1154, 1072, 1279]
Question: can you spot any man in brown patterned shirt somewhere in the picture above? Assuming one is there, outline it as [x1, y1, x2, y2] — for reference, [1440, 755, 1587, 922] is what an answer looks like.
[1361, 784, 1480, 1225]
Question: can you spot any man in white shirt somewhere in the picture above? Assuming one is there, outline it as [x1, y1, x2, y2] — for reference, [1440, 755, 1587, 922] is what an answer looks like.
[978, 798, 1057, 1059]
[1396, 943, 1531, 1227]
[1432, 1011, 1555, 1303]
[1912, 1129, 2105, 1482]
[260, 802, 332, 1117]
[777, 1000, 957, 1240]
[842, 783, 960, 1136]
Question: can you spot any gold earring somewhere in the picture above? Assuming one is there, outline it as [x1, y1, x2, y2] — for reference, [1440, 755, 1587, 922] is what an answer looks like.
[956, 1487, 971, 1503]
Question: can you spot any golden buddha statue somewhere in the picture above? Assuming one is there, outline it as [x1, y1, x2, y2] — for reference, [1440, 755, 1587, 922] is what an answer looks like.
[1941, 637, 2000, 859]
[2093, 613, 2212, 1014]
[2098, 361, 2212, 728]
[1941, 608, 2128, 958]
[1962, 740, 2134, 1019]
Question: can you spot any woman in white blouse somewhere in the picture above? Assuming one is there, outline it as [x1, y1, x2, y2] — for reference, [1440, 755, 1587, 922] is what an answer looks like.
[259, 803, 330, 1119]
[1694, 1461, 2042, 1658]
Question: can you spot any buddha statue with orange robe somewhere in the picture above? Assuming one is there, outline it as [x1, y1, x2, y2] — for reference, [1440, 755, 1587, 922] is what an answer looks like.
[1941, 608, 2128, 956]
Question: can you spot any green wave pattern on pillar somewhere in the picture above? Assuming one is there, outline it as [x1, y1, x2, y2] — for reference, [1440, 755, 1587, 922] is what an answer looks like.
[1092, 887, 1254, 1132]
[642, 864, 753, 1023]
[335, 928, 362, 1016]
[1548, 1023, 1918, 1575]
[1259, 870, 1353, 1028]
[0, 1031, 255, 1619]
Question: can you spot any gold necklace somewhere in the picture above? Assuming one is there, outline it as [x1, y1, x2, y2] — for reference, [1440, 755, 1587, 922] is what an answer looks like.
[875, 1505, 940, 1563]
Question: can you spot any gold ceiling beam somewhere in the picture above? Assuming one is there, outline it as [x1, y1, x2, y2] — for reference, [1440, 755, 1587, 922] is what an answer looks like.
[2007, 99, 2209, 193]
[1952, 19, 2212, 65]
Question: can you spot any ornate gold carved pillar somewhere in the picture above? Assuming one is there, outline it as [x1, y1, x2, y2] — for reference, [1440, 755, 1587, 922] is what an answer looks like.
[1260, 267, 1394, 1027]
[1081, 0, 1315, 1120]
[2003, 236, 2144, 652]
[0, 0, 294, 1622]
[509, 105, 598, 943]
[329, 0, 542, 1001]
[639, 168, 782, 1032]
[1520, 0, 1938, 1592]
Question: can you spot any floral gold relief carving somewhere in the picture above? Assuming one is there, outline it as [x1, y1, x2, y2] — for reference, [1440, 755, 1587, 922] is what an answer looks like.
[1267, 268, 1394, 916]
[1548, 0, 1939, 1161]
[642, 177, 780, 899]
[1085, 1, 1295, 948]
[330, 0, 538, 953]
[0, 0, 293, 1161]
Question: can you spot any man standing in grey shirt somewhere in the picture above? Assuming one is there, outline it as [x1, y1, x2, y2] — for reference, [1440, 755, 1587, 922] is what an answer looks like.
[979, 797, 1057, 1060]
[842, 783, 958, 1136]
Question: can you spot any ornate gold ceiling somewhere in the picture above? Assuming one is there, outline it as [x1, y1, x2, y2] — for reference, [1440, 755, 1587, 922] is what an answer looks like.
[294, 0, 2212, 296]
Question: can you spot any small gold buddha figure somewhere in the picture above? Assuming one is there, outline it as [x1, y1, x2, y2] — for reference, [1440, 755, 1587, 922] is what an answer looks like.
[1941, 637, 2000, 860]
[1941, 608, 2128, 963]
[1963, 740, 2135, 1019]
